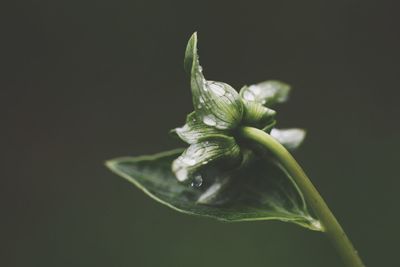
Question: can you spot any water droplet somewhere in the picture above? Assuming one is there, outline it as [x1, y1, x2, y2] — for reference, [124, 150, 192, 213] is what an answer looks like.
[182, 157, 196, 166]
[172, 157, 190, 182]
[175, 168, 188, 182]
[249, 85, 261, 94]
[208, 82, 225, 96]
[214, 122, 230, 130]
[202, 115, 217, 126]
[311, 220, 323, 230]
[191, 175, 203, 188]
[202, 81, 208, 91]
[243, 90, 255, 101]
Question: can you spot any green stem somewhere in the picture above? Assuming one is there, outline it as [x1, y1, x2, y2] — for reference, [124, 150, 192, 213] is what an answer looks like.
[239, 126, 365, 267]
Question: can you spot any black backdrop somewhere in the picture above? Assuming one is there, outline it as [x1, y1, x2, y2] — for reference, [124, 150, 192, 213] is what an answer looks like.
[2, 1, 400, 266]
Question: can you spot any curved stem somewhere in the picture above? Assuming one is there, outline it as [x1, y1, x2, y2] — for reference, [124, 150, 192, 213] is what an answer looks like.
[239, 126, 365, 267]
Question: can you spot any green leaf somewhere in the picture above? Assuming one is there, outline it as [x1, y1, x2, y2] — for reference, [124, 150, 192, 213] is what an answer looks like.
[171, 112, 228, 144]
[172, 135, 241, 182]
[270, 128, 306, 150]
[240, 80, 291, 107]
[106, 149, 322, 231]
[185, 32, 243, 130]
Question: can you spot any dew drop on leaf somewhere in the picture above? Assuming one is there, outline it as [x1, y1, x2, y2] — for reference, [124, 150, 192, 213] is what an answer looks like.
[191, 175, 203, 188]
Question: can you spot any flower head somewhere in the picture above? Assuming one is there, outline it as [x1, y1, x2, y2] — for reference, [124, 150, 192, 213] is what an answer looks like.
[171, 33, 305, 185]
[106, 32, 321, 231]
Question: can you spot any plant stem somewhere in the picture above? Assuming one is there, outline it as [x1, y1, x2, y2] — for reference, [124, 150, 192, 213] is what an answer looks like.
[239, 126, 365, 267]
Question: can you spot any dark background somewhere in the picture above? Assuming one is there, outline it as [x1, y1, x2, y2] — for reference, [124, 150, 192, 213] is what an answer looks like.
[2, 0, 399, 266]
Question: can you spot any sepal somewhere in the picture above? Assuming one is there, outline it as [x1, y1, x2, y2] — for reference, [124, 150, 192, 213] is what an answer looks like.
[270, 128, 306, 150]
[240, 80, 291, 106]
[171, 135, 241, 182]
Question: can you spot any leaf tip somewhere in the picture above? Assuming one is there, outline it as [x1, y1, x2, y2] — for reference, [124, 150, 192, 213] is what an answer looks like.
[104, 159, 117, 171]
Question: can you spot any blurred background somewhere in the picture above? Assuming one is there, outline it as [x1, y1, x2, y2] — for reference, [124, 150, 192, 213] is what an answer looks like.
[2, 0, 399, 266]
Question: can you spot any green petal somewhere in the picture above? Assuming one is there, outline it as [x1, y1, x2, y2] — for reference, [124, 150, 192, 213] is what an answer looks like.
[242, 100, 276, 129]
[270, 128, 306, 150]
[106, 149, 322, 231]
[171, 112, 228, 144]
[171, 135, 241, 182]
[240, 80, 291, 107]
[184, 32, 197, 75]
[185, 33, 243, 130]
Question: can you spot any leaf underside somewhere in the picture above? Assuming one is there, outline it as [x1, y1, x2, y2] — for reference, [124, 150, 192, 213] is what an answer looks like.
[106, 149, 322, 231]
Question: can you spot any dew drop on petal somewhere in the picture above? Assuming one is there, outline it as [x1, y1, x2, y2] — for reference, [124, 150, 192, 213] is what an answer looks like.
[208, 82, 226, 96]
[172, 157, 189, 182]
[202, 115, 217, 126]
[309, 219, 323, 231]
[202, 81, 208, 90]
[214, 121, 230, 130]
[182, 157, 197, 166]
[243, 90, 255, 101]
[249, 85, 261, 94]
[175, 168, 188, 182]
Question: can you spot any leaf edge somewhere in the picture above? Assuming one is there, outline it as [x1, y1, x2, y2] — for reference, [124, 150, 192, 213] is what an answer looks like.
[105, 149, 323, 231]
